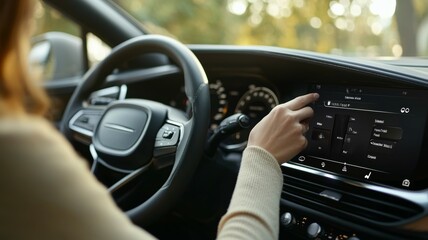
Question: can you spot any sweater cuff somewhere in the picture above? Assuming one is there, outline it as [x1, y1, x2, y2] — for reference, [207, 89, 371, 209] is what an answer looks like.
[244, 146, 283, 178]
[218, 146, 284, 239]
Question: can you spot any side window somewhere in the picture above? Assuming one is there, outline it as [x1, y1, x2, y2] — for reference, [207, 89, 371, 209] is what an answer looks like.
[31, 2, 111, 82]
[87, 33, 111, 67]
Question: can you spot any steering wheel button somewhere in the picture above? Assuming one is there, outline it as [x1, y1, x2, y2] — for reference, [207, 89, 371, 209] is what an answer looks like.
[155, 140, 173, 147]
[78, 116, 90, 123]
[162, 130, 174, 139]
[155, 140, 166, 147]
[156, 124, 180, 146]
[71, 112, 103, 132]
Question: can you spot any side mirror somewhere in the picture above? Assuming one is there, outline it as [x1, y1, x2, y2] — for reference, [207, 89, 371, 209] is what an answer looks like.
[30, 32, 84, 82]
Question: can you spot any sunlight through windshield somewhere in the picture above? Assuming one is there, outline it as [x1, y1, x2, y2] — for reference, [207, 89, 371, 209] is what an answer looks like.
[113, 0, 428, 57]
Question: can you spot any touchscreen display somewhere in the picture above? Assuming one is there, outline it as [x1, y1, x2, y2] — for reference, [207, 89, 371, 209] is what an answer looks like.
[290, 84, 428, 190]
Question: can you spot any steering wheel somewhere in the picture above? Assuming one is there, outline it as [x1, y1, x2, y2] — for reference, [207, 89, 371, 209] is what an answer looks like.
[60, 35, 210, 226]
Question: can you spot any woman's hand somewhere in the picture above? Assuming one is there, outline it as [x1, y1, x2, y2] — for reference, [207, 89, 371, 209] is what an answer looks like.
[247, 93, 319, 164]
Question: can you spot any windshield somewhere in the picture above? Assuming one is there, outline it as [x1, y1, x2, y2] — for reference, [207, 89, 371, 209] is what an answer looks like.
[113, 0, 428, 57]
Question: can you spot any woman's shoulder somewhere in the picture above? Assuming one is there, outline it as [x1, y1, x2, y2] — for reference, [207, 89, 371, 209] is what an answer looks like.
[0, 115, 56, 135]
[0, 115, 84, 170]
[0, 115, 70, 150]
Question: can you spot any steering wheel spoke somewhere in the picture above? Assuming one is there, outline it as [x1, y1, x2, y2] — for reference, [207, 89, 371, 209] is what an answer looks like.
[108, 165, 151, 194]
[68, 108, 105, 144]
[89, 144, 151, 194]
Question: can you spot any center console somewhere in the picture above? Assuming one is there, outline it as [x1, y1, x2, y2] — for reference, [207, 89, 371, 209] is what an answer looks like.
[281, 84, 428, 239]
[291, 84, 428, 190]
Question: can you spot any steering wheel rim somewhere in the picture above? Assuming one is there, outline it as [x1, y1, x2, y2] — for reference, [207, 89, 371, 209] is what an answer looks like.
[60, 35, 210, 226]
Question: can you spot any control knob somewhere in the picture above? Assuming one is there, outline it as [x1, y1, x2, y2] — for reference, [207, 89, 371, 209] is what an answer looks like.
[307, 222, 323, 239]
[280, 212, 295, 229]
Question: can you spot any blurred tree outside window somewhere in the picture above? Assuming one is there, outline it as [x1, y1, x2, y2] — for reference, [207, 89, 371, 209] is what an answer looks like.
[33, 2, 80, 37]
[113, 0, 428, 57]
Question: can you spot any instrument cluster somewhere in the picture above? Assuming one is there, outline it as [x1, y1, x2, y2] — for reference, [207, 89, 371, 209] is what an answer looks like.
[165, 75, 279, 149]
[207, 76, 279, 150]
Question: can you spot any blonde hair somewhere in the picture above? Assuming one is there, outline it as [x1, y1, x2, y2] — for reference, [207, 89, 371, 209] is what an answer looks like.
[0, 0, 49, 116]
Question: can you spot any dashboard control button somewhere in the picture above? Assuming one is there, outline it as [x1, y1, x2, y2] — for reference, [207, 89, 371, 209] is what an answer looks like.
[312, 128, 330, 141]
[400, 107, 410, 114]
[372, 126, 402, 140]
[366, 153, 378, 160]
[280, 212, 296, 228]
[402, 179, 411, 187]
[331, 114, 350, 160]
[309, 128, 331, 157]
[313, 114, 335, 130]
[346, 121, 360, 135]
[307, 222, 323, 239]
[364, 171, 372, 179]
[368, 139, 395, 156]
[341, 134, 357, 159]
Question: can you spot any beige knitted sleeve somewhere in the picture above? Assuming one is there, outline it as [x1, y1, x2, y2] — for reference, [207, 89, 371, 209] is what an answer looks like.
[217, 146, 283, 240]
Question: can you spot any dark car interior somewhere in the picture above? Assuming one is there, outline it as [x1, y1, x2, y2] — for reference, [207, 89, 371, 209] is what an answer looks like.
[36, 0, 428, 239]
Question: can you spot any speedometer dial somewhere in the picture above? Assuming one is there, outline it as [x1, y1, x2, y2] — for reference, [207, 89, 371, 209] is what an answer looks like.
[224, 86, 279, 148]
[209, 80, 228, 129]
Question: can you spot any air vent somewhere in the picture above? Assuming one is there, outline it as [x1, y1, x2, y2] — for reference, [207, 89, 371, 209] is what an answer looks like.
[282, 167, 422, 224]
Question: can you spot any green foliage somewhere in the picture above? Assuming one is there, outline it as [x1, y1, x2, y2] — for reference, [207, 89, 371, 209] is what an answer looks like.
[33, 2, 79, 37]
[113, 0, 418, 56]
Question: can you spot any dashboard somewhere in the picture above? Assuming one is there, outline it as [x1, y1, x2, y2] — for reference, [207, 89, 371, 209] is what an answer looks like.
[72, 46, 428, 239]
[173, 47, 428, 239]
